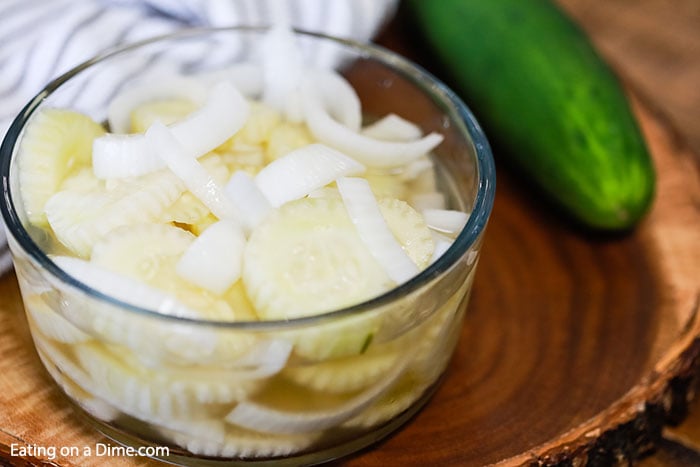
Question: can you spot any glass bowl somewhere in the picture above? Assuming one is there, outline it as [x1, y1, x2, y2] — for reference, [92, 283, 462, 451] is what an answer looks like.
[0, 27, 495, 465]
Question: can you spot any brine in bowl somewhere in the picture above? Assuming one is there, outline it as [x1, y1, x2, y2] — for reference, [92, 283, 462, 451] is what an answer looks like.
[0, 26, 495, 465]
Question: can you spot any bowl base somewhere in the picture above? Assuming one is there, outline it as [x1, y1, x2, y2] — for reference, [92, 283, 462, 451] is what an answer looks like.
[76, 377, 445, 466]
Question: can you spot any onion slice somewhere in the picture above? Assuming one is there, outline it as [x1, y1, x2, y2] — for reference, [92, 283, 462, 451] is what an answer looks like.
[254, 143, 365, 208]
[307, 69, 362, 131]
[337, 177, 418, 284]
[176, 220, 246, 295]
[227, 340, 293, 379]
[93, 81, 249, 179]
[224, 171, 272, 232]
[51, 256, 197, 318]
[260, 25, 304, 121]
[302, 76, 443, 168]
[107, 74, 208, 134]
[146, 121, 241, 220]
[225, 350, 411, 434]
[361, 113, 423, 141]
[430, 233, 453, 264]
[422, 209, 470, 235]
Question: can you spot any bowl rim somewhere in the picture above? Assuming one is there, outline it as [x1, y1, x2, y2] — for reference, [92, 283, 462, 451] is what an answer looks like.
[0, 25, 496, 330]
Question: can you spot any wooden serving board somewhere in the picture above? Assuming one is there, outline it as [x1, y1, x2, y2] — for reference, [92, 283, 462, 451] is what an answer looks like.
[0, 90, 698, 466]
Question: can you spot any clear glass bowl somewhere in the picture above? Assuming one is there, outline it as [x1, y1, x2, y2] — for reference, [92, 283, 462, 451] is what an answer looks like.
[0, 27, 495, 465]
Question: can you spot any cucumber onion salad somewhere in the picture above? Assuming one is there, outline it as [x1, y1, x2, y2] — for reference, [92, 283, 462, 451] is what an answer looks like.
[15, 25, 471, 458]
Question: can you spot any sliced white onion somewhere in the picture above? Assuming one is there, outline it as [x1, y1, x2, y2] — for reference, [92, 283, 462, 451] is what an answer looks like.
[281, 88, 306, 124]
[51, 256, 197, 318]
[303, 78, 443, 168]
[337, 177, 418, 284]
[25, 297, 91, 344]
[400, 156, 434, 181]
[92, 133, 162, 178]
[260, 25, 303, 117]
[107, 74, 208, 134]
[306, 69, 362, 131]
[93, 81, 249, 179]
[422, 209, 470, 235]
[146, 121, 241, 220]
[254, 143, 365, 208]
[224, 171, 272, 232]
[430, 234, 453, 264]
[225, 351, 410, 434]
[176, 220, 246, 295]
[195, 62, 264, 98]
[227, 340, 293, 379]
[361, 113, 423, 141]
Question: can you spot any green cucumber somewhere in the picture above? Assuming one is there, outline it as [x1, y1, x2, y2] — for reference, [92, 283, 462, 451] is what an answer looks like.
[407, 0, 655, 230]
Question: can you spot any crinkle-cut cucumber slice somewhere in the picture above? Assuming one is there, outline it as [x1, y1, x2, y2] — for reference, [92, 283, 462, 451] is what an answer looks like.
[49, 255, 212, 365]
[129, 98, 198, 133]
[345, 283, 474, 430]
[90, 222, 193, 275]
[222, 281, 258, 321]
[24, 294, 92, 344]
[283, 343, 401, 393]
[34, 336, 233, 438]
[58, 167, 102, 193]
[378, 197, 435, 270]
[45, 169, 184, 258]
[265, 121, 313, 162]
[217, 100, 281, 151]
[243, 196, 434, 359]
[75, 343, 263, 411]
[161, 191, 212, 226]
[18, 108, 106, 227]
[35, 343, 119, 422]
[243, 197, 392, 320]
[74, 342, 197, 418]
[342, 370, 430, 429]
[55, 224, 255, 365]
[163, 424, 318, 459]
[90, 223, 235, 320]
[284, 312, 381, 361]
[218, 145, 266, 175]
[363, 170, 408, 200]
[411, 269, 476, 381]
[224, 349, 412, 435]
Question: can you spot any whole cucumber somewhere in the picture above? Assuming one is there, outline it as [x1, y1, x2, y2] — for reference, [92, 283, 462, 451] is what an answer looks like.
[407, 0, 655, 230]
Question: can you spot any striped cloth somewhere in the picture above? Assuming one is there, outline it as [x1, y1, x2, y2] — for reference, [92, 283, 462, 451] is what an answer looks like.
[0, 0, 399, 274]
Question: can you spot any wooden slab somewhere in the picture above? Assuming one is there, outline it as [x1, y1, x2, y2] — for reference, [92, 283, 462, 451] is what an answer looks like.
[0, 88, 698, 465]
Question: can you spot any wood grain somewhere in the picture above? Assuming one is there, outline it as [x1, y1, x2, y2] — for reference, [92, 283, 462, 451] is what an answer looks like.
[344, 95, 700, 466]
[0, 89, 697, 467]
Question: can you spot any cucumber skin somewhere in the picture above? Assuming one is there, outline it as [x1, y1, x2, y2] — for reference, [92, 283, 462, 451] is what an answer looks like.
[407, 0, 655, 230]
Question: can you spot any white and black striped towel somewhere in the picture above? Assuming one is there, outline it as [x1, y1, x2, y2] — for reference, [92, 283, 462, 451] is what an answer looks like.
[0, 0, 399, 274]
